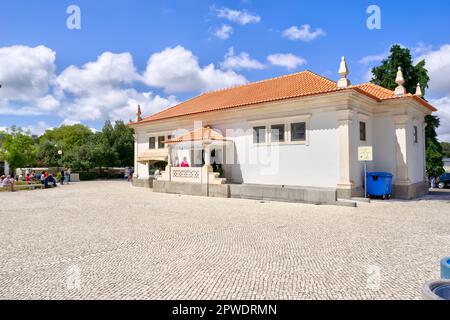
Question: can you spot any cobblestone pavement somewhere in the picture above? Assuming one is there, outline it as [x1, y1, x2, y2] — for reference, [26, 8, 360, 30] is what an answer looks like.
[0, 181, 449, 300]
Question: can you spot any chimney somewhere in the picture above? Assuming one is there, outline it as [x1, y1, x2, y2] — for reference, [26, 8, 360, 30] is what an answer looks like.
[337, 56, 351, 89]
[136, 105, 142, 122]
[394, 67, 406, 96]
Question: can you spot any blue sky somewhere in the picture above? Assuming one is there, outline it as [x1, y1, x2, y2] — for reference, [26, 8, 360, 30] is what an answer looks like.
[1, 0, 450, 140]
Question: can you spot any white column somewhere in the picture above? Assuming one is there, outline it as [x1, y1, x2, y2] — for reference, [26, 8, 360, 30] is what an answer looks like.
[394, 114, 410, 185]
[337, 109, 355, 194]
[204, 143, 211, 166]
[422, 120, 427, 182]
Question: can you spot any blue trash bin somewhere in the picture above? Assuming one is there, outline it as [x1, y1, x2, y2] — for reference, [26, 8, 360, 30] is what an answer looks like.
[366, 172, 393, 199]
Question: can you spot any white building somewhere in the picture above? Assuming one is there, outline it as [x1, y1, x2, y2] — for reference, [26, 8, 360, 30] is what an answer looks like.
[129, 58, 436, 203]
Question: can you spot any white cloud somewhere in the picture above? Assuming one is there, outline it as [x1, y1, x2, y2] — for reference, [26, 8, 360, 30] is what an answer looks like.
[282, 25, 325, 42]
[430, 97, 450, 142]
[214, 25, 233, 39]
[211, 6, 261, 25]
[267, 53, 307, 70]
[57, 51, 176, 122]
[414, 44, 450, 142]
[23, 121, 52, 136]
[144, 46, 247, 93]
[221, 47, 265, 70]
[359, 54, 386, 65]
[416, 44, 450, 98]
[0, 45, 59, 115]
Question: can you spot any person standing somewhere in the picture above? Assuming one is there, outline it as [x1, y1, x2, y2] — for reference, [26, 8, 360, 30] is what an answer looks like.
[60, 169, 65, 185]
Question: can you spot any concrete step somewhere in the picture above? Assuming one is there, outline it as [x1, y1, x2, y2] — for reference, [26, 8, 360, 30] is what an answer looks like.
[336, 199, 358, 207]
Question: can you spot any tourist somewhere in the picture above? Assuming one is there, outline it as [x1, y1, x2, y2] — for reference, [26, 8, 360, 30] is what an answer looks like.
[25, 174, 31, 184]
[124, 167, 130, 181]
[181, 157, 189, 167]
[46, 174, 57, 188]
[2, 175, 15, 192]
[430, 176, 436, 189]
[60, 169, 65, 185]
[40, 171, 46, 185]
[129, 168, 134, 182]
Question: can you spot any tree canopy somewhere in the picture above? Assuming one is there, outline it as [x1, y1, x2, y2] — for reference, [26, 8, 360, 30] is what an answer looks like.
[1, 121, 135, 173]
[0, 126, 37, 171]
[370, 44, 444, 177]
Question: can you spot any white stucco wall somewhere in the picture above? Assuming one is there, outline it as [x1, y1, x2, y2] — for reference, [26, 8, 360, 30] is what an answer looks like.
[215, 111, 340, 188]
[350, 114, 374, 188]
[408, 118, 426, 184]
[136, 131, 150, 179]
[372, 115, 397, 176]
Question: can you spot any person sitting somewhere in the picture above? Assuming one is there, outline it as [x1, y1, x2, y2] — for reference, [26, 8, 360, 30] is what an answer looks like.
[45, 174, 57, 188]
[40, 171, 46, 185]
[25, 174, 31, 184]
[2, 175, 15, 192]
[180, 157, 190, 167]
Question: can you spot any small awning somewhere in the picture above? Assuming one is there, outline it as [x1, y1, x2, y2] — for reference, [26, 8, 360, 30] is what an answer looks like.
[137, 148, 168, 164]
[165, 126, 228, 144]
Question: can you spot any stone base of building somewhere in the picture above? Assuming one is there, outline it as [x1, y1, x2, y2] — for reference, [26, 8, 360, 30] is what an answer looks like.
[132, 178, 154, 189]
[229, 184, 337, 205]
[153, 180, 230, 198]
[393, 181, 429, 200]
[336, 185, 364, 199]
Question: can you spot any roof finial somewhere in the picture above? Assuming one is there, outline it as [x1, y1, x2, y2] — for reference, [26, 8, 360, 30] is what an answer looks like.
[136, 104, 142, 122]
[337, 56, 351, 89]
[394, 67, 406, 96]
[415, 83, 423, 97]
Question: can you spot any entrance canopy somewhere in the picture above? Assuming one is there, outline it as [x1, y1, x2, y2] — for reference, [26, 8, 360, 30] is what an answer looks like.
[164, 126, 228, 145]
[137, 148, 168, 164]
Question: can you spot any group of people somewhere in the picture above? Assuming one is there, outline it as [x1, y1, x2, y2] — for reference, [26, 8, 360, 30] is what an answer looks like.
[1, 168, 72, 192]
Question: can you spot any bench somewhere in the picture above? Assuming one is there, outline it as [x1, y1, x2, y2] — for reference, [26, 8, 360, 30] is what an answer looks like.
[14, 184, 45, 191]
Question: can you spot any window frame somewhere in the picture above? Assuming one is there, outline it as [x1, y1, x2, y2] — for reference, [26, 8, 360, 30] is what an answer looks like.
[250, 114, 311, 146]
[290, 122, 307, 142]
[157, 136, 165, 149]
[359, 121, 367, 142]
[413, 125, 418, 144]
[270, 124, 286, 143]
[253, 126, 267, 144]
[149, 137, 156, 150]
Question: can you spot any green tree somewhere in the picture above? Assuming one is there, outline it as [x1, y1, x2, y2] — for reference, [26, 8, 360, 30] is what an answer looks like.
[100, 120, 134, 168]
[425, 116, 445, 177]
[0, 126, 37, 172]
[370, 44, 444, 177]
[38, 124, 94, 169]
[371, 44, 430, 95]
[441, 142, 450, 158]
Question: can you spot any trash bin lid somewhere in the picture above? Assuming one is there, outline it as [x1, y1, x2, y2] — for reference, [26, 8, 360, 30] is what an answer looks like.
[433, 284, 450, 300]
[367, 172, 393, 177]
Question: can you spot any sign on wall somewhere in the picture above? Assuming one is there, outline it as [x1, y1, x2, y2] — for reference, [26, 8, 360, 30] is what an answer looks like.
[358, 146, 373, 162]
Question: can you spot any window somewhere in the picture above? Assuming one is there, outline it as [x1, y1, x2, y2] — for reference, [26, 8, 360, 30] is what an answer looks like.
[149, 137, 156, 149]
[158, 136, 165, 149]
[413, 126, 418, 143]
[253, 126, 266, 144]
[360, 121, 366, 141]
[291, 122, 306, 142]
[271, 124, 285, 143]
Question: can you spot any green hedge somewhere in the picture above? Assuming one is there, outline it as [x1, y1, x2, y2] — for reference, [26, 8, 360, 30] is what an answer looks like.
[79, 172, 99, 181]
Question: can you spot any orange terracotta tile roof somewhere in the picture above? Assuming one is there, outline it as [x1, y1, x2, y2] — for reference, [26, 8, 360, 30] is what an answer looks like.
[132, 71, 436, 125]
[165, 126, 227, 144]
